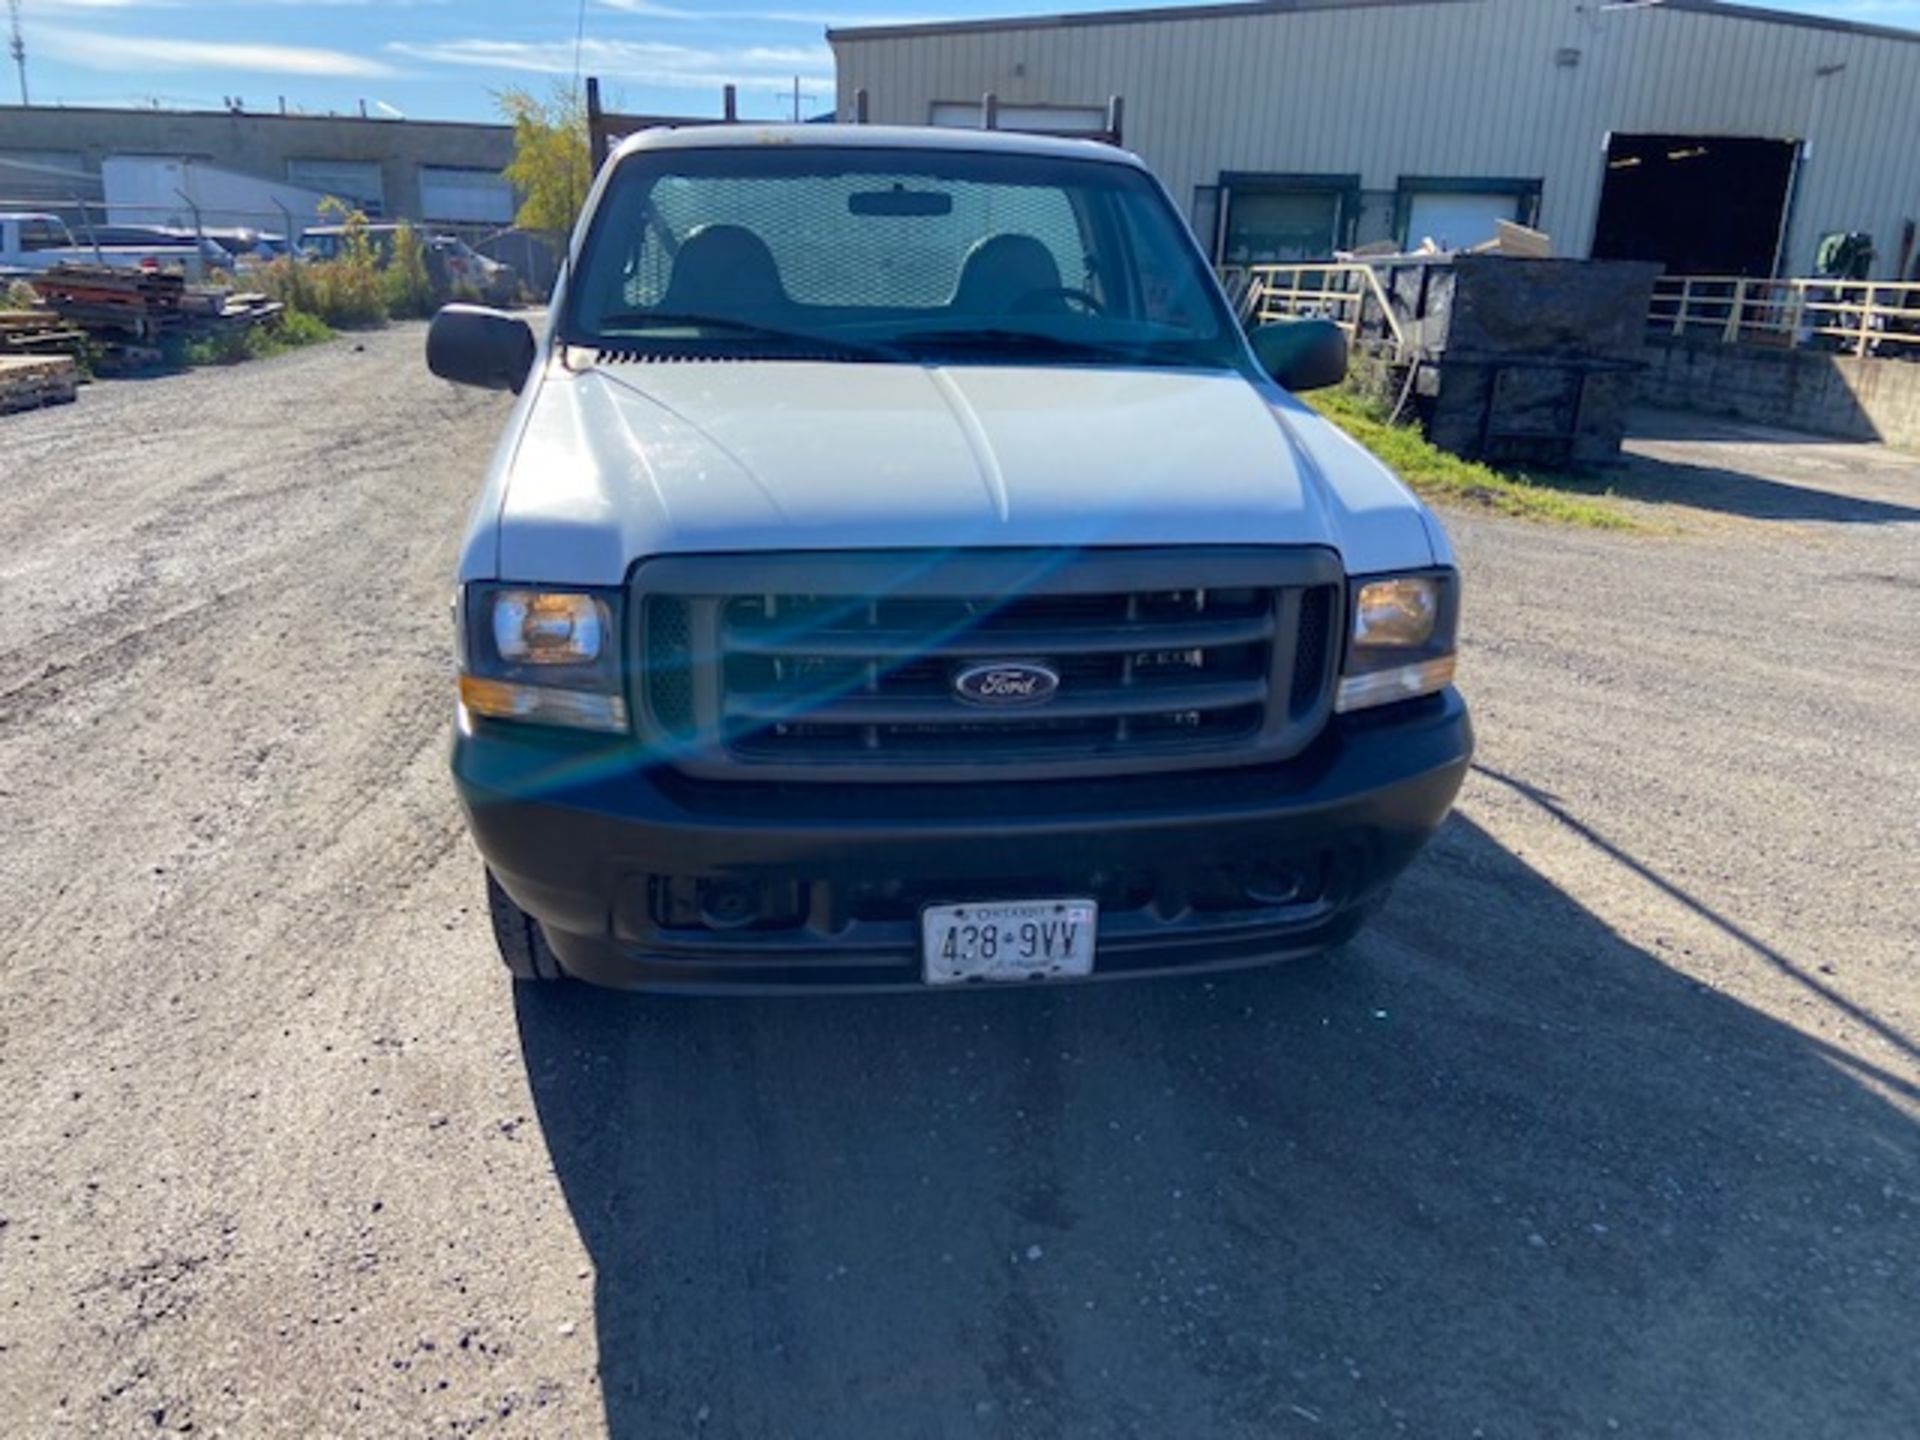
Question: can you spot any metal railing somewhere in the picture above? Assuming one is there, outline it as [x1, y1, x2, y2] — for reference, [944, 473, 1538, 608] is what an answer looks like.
[1225, 262, 1406, 352]
[1650, 275, 1920, 356]
[1223, 264, 1920, 361]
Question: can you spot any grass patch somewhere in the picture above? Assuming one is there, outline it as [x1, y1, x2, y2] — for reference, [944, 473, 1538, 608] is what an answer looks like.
[1308, 386, 1642, 531]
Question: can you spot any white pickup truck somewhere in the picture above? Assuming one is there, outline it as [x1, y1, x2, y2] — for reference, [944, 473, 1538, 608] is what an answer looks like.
[428, 124, 1471, 993]
[0, 212, 206, 279]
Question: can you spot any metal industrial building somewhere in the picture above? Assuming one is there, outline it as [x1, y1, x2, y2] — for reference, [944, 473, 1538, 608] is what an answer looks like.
[831, 0, 1920, 279]
[0, 105, 515, 227]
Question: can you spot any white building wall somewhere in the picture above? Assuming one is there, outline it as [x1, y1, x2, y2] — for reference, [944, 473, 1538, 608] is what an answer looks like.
[833, 0, 1920, 275]
[101, 156, 334, 230]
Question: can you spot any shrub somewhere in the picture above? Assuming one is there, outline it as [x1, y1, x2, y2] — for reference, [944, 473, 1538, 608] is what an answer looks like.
[379, 223, 438, 320]
[253, 253, 385, 329]
[179, 307, 333, 367]
[4, 278, 41, 309]
[277, 309, 332, 346]
[249, 201, 387, 328]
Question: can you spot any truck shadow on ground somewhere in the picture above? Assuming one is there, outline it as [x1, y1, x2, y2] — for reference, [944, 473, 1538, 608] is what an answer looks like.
[1627, 406, 1869, 447]
[516, 814, 1917, 1440]
[1601, 454, 1920, 525]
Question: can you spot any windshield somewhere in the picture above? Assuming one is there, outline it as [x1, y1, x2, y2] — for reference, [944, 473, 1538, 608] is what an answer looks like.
[564, 144, 1246, 370]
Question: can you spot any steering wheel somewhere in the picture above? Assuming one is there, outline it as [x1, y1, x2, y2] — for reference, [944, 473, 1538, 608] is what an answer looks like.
[1010, 286, 1107, 317]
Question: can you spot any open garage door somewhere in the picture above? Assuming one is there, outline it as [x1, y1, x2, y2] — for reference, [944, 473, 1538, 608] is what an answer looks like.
[1592, 134, 1796, 277]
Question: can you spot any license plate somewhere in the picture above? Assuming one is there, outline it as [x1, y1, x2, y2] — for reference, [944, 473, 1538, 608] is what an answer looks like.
[921, 899, 1098, 985]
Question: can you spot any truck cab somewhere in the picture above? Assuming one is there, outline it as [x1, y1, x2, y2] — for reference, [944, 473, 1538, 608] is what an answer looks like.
[428, 124, 1471, 992]
[0, 212, 211, 278]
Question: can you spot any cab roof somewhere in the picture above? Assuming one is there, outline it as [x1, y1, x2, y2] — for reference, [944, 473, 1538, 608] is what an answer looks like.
[611, 123, 1146, 169]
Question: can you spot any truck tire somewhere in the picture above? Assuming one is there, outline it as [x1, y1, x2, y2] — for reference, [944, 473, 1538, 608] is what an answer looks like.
[485, 869, 567, 982]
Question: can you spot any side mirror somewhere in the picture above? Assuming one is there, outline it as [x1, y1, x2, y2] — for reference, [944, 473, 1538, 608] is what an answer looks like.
[1248, 317, 1348, 393]
[427, 304, 537, 393]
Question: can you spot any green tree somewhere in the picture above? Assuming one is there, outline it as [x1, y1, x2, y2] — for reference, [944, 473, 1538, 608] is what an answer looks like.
[500, 85, 591, 234]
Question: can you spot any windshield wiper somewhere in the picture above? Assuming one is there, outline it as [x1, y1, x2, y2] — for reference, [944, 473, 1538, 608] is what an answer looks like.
[589, 311, 902, 360]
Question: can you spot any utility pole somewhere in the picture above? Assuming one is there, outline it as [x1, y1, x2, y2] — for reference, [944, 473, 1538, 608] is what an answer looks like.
[779, 75, 817, 123]
[8, 0, 28, 107]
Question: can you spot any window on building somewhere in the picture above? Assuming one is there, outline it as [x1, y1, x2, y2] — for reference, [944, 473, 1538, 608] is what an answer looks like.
[1190, 186, 1221, 257]
[286, 158, 385, 215]
[1215, 174, 1358, 265]
[420, 166, 515, 225]
[928, 101, 1110, 136]
[1395, 178, 1541, 252]
[1353, 190, 1399, 250]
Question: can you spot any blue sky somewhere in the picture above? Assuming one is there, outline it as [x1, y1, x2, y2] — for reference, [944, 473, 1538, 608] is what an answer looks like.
[12, 0, 1920, 123]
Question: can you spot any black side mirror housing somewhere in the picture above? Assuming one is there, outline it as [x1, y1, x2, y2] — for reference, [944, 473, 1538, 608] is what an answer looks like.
[427, 304, 537, 393]
[1247, 317, 1348, 393]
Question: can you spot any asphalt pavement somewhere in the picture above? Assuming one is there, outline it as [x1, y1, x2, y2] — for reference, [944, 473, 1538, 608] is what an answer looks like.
[0, 327, 1914, 1437]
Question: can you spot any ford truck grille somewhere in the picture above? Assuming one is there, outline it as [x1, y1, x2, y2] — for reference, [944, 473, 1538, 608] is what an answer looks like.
[631, 549, 1344, 782]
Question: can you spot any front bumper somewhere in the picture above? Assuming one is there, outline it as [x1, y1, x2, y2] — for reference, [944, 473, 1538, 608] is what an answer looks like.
[454, 689, 1472, 992]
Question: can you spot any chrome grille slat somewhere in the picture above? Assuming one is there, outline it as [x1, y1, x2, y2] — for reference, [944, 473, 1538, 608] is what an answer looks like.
[721, 613, 1277, 659]
[630, 549, 1344, 784]
[725, 678, 1269, 727]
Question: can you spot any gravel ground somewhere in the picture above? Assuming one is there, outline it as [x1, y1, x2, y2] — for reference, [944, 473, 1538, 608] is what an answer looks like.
[0, 326, 1914, 1438]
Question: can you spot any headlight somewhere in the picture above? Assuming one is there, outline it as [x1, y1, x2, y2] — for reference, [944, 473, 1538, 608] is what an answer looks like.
[492, 590, 605, 665]
[1351, 577, 1439, 649]
[458, 584, 627, 733]
[1336, 569, 1458, 714]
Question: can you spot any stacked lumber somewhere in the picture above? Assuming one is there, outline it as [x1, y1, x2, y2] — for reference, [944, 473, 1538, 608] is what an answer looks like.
[0, 354, 79, 415]
[0, 309, 87, 357]
[5, 267, 287, 385]
[179, 288, 284, 331]
[33, 264, 186, 343]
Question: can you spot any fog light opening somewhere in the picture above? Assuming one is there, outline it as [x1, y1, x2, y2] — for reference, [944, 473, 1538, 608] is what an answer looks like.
[698, 879, 759, 931]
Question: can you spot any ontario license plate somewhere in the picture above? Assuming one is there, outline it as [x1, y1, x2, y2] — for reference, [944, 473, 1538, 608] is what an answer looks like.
[921, 899, 1098, 985]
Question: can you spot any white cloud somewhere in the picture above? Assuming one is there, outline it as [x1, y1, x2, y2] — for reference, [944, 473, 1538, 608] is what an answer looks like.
[31, 0, 174, 10]
[596, 1, 940, 22]
[32, 0, 449, 7]
[1821, 0, 1920, 14]
[596, 0, 703, 15]
[387, 36, 832, 93]
[35, 24, 400, 78]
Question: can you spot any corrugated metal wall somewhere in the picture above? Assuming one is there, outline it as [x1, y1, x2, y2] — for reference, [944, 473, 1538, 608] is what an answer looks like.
[832, 0, 1920, 276]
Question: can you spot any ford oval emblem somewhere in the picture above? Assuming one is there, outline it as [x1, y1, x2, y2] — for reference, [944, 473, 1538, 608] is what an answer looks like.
[952, 660, 1061, 708]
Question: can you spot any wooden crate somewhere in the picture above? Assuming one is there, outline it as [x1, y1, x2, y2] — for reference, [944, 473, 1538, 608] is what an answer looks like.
[0, 354, 80, 415]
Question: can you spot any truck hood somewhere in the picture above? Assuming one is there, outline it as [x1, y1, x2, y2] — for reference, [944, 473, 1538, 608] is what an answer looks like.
[477, 358, 1439, 584]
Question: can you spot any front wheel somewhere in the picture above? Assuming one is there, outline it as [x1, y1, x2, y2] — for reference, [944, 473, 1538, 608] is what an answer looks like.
[485, 869, 567, 982]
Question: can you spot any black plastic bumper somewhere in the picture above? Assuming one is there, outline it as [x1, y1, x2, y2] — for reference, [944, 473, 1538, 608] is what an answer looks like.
[453, 689, 1472, 992]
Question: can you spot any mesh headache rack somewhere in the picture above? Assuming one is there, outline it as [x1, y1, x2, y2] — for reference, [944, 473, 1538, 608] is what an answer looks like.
[631, 549, 1343, 783]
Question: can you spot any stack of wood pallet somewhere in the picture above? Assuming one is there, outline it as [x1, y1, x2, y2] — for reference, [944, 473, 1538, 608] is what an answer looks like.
[0, 354, 79, 415]
[33, 264, 186, 346]
[0, 309, 88, 358]
[2, 267, 290, 394]
[179, 288, 285, 331]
